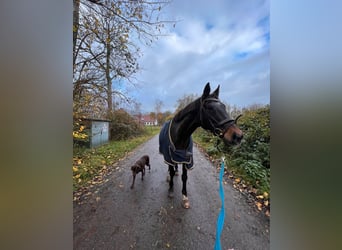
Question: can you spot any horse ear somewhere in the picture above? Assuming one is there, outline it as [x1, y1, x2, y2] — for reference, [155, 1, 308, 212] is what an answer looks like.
[212, 85, 220, 98]
[202, 82, 211, 99]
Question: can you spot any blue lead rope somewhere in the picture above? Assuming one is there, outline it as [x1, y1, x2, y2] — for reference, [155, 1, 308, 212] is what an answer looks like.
[214, 157, 225, 250]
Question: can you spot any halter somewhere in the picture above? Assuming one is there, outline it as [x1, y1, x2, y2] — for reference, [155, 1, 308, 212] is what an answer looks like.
[200, 97, 242, 138]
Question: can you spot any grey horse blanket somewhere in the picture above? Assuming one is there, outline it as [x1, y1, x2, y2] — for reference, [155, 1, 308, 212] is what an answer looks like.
[159, 120, 194, 170]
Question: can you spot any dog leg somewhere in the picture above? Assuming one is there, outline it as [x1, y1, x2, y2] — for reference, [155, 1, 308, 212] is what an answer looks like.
[131, 173, 136, 189]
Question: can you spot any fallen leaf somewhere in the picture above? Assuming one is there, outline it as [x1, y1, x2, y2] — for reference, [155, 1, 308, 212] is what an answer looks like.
[264, 200, 269, 206]
[166, 243, 170, 248]
[256, 195, 264, 199]
[255, 202, 262, 211]
[235, 178, 241, 183]
[265, 210, 270, 217]
[263, 192, 269, 198]
[73, 166, 78, 172]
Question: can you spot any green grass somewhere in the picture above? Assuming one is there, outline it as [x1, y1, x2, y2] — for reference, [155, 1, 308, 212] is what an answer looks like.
[73, 126, 160, 191]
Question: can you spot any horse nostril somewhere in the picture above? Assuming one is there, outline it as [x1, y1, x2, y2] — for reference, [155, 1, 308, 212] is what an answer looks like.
[235, 133, 243, 142]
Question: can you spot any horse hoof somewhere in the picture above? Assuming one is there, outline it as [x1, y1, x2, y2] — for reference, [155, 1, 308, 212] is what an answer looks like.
[168, 191, 174, 198]
[182, 195, 190, 209]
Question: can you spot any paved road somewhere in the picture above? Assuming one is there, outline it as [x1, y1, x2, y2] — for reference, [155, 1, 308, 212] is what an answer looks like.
[73, 135, 269, 250]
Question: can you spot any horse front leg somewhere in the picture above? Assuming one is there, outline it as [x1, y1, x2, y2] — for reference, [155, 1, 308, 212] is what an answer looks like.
[168, 165, 175, 198]
[181, 164, 190, 209]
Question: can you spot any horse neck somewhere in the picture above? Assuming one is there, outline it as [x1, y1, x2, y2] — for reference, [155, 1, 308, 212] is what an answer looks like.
[171, 100, 201, 149]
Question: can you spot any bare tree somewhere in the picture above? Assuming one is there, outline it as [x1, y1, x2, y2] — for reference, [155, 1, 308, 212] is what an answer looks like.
[73, 0, 175, 118]
[154, 99, 164, 124]
[154, 99, 163, 114]
[174, 93, 198, 113]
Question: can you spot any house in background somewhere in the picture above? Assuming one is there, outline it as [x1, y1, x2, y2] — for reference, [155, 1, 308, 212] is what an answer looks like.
[137, 114, 158, 126]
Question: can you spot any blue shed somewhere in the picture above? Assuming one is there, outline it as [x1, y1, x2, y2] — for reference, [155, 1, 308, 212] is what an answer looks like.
[90, 119, 110, 147]
[74, 118, 110, 148]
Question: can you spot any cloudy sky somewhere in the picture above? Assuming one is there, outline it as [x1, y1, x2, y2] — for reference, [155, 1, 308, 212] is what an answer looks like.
[127, 0, 269, 113]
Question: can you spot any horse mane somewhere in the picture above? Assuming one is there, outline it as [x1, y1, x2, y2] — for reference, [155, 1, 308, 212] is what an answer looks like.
[173, 98, 201, 123]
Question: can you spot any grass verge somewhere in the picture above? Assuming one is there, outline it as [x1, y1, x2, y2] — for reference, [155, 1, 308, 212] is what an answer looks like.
[73, 126, 160, 192]
[193, 129, 270, 216]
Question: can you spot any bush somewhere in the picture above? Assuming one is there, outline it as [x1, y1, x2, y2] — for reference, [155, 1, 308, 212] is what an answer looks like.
[194, 105, 270, 194]
[108, 109, 144, 140]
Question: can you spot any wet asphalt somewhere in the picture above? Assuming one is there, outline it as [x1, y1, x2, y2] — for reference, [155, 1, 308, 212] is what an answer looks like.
[73, 134, 269, 250]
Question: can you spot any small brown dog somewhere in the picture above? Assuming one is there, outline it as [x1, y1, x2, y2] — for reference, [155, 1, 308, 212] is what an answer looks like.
[130, 155, 150, 189]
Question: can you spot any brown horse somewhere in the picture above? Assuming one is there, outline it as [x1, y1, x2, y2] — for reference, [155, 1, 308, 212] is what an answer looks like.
[159, 82, 243, 208]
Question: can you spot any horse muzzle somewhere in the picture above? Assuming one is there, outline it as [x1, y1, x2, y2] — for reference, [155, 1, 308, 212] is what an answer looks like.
[222, 125, 243, 145]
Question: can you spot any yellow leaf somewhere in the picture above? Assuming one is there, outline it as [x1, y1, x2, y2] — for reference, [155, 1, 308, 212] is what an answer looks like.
[256, 195, 264, 199]
[77, 159, 82, 165]
[255, 202, 262, 211]
[73, 166, 78, 172]
[264, 200, 269, 206]
[235, 178, 241, 183]
[101, 160, 106, 164]
[263, 192, 269, 198]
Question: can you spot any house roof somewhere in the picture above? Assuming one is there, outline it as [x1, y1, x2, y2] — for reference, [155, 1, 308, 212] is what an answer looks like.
[141, 115, 156, 122]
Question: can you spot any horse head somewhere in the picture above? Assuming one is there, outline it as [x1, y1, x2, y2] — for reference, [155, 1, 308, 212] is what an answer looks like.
[199, 82, 243, 145]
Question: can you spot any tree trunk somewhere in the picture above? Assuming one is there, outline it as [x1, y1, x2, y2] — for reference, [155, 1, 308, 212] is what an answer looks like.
[73, 0, 80, 68]
[106, 39, 112, 116]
